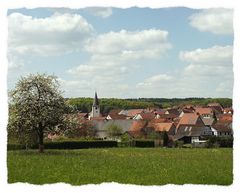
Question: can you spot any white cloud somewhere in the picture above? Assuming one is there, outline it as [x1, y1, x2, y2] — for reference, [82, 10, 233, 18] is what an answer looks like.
[180, 45, 233, 77]
[179, 45, 233, 97]
[135, 45, 233, 98]
[189, 8, 233, 35]
[85, 7, 113, 18]
[137, 74, 173, 88]
[67, 29, 171, 96]
[180, 45, 232, 65]
[8, 12, 93, 56]
[85, 29, 171, 60]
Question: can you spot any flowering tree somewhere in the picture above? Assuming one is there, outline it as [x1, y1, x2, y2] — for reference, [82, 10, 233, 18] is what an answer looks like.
[8, 74, 66, 152]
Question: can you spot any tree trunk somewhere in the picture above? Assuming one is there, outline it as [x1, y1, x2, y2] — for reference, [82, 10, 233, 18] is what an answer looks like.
[38, 128, 44, 153]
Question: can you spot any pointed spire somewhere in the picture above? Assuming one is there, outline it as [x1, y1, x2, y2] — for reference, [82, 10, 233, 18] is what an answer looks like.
[93, 91, 99, 106]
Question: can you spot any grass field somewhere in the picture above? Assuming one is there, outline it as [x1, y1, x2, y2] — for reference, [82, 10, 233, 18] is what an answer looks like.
[7, 148, 233, 185]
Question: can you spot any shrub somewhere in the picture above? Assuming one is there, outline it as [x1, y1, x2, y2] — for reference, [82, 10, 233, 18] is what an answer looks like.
[182, 144, 193, 148]
[206, 136, 233, 148]
[8, 140, 118, 150]
[7, 144, 25, 150]
[44, 140, 118, 149]
[132, 140, 155, 147]
[174, 140, 184, 148]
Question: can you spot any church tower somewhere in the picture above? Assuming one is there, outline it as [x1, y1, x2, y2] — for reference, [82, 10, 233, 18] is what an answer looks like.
[89, 92, 100, 119]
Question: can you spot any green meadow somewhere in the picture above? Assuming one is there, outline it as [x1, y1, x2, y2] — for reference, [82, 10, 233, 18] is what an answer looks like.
[8, 148, 233, 185]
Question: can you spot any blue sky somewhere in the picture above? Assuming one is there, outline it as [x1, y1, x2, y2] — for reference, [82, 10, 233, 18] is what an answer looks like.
[7, 7, 233, 98]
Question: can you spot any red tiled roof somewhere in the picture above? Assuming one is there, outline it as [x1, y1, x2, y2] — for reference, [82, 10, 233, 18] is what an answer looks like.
[216, 114, 232, 122]
[89, 117, 106, 121]
[129, 120, 147, 132]
[223, 108, 233, 114]
[150, 118, 170, 123]
[138, 112, 156, 120]
[158, 114, 178, 119]
[108, 114, 127, 120]
[165, 108, 180, 116]
[213, 122, 232, 132]
[126, 109, 144, 117]
[108, 109, 127, 119]
[177, 113, 200, 126]
[150, 122, 175, 132]
[108, 109, 122, 115]
[155, 109, 166, 115]
[194, 107, 213, 115]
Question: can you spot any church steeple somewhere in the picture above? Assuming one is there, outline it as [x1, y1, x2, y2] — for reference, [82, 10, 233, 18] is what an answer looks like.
[89, 91, 101, 119]
[93, 92, 99, 107]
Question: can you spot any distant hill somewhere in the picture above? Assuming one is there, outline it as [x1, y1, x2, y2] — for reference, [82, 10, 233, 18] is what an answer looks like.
[66, 97, 232, 114]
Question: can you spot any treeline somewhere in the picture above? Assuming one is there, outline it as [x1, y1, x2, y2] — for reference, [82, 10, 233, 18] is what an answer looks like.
[130, 98, 232, 108]
[66, 98, 155, 114]
[66, 97, 232, 114]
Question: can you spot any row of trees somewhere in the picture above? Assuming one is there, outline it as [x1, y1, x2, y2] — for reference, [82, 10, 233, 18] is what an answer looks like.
[67, 97, 232, 114]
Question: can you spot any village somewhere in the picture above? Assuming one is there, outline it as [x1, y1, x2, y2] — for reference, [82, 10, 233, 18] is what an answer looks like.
[51, 92, 233, 147]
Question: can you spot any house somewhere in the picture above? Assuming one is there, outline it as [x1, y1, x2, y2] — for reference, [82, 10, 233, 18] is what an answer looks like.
[223, 108, 233, 115]
[92, 119, 134, 139]
[207, 103, 223, 114]
[155, 113, 178, 122]
[78, 113, 89, 119]
[179, 108, 195, 117]
[202, 117, 215, 126]
[119, 109, 144, 119]
[175, 113, 213, 143]
[148, 122, 176, 136]
[133, 112, 156, 121]
[194, 107, 214, 118]
[216, 114, 232, 123]
[128, 120, 148, 138]
[211, 122, 233, 137]
[154, 109, 166, 118]
[165, 108, 181, 116]
[106, 109, 127, 120]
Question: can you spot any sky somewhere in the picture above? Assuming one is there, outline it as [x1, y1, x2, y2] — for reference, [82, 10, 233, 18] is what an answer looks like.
[7, 7, 233, 99]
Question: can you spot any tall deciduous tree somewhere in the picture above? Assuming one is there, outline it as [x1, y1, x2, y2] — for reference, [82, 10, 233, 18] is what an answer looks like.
[106, 124, 123, 140]
[8, 74, 66, 152]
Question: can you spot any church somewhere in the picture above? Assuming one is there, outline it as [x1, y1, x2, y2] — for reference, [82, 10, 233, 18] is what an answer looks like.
[89, 92, 101, 120]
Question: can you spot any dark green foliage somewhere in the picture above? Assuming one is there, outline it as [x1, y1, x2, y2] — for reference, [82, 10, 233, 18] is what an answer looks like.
[182, 144, 193, 148]
[174, 140, 184, 148]
[66, 97, 232, 114]
[41, 140, 117, 149]
[163, 131, 169, 147]
[105, 124, 123, 139]
[133, 140, 155, 147]
[8, 148, 233, 185]
[206, 136, 233, 148]
[7, 144, 26, 151]
[8, 140, 118, 150]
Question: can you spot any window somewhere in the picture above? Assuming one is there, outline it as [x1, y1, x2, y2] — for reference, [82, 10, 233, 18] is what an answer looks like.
[184, 127, 188, 131]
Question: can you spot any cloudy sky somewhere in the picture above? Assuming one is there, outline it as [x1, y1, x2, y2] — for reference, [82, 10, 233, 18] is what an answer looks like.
[7, 7, 233, 98]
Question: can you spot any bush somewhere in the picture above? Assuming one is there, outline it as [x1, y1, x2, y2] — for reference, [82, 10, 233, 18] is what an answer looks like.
[7, 144, 25, 150]
[206, 136, 233, 148]
[118, 141, 131, 147]
[44, 140, 118, 149]
[8, 140, 118, 150]
[174, 140, 184, 148]
[132, 140, 155, 147]
[182, 144, 193, 148]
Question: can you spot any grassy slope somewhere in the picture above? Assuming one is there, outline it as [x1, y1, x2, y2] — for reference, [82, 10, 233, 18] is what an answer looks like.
[7, 148, 233, 185]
